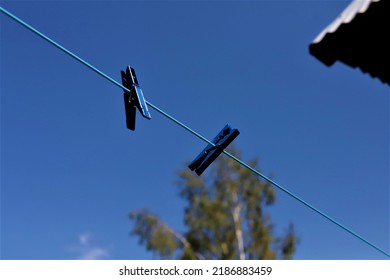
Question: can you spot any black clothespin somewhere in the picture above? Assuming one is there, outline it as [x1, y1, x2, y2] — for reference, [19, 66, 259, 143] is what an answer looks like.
[121, 66, 151, 131]
[189, 124, 240, 176]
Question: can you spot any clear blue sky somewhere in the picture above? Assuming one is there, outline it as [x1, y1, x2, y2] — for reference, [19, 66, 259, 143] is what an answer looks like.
[1, 0, 388, 260]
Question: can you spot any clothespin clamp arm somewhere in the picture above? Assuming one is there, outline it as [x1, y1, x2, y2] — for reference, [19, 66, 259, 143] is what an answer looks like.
[121, 66, 151, 131]
[189, 124, 240, 175]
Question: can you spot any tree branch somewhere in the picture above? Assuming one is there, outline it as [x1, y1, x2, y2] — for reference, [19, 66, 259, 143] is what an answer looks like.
[157, 220, 206, 260]
[231, 192, 246, 260]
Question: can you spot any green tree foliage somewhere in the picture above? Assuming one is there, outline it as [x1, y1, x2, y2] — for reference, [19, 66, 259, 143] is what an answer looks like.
[130, 146, 298, 259]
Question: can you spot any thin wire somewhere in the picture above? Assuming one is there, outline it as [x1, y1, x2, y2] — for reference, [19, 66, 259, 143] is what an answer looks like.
[1, 6, 389, 258]
[223, 152, 390, 257]
[0, 7, 129, 94]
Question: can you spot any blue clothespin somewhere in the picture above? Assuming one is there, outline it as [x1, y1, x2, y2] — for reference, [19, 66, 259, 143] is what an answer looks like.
[121, 66, 151, 131]
[189, 124, 240, 175]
